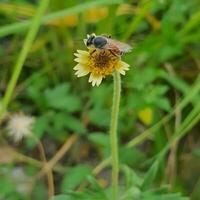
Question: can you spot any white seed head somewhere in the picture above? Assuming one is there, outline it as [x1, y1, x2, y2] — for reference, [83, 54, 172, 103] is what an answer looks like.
[7, 113, 35, 142]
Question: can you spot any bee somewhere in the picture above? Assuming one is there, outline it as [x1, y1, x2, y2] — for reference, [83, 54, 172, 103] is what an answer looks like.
[84, 33, 132, 57]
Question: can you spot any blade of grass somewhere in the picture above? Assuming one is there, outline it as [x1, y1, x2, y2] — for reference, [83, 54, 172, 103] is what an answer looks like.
[0, 0, 50, 119]
[0, 0, 122, 38]
[122, 0, 152, 41]
[162, 103, 200, 156]
[181, 10, 200, 35]
[127, 74, 200, 147]
[134, 74, 200, 190]
[142, 103, 200, 189]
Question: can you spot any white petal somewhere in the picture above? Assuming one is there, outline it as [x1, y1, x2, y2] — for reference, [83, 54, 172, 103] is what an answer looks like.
[88, 73, 94, 83]
[83, 39, 87, 45]
[117, 61, 129, 68]
[89, 74, 103, 86]
[75, 70, 89, 77]
[115, 61, 130, 75]
[77, 50, 89, 55]
[96, 76, 103, 86]
[73, 64, 82, 70]
[74, 53, 80, 57]
[74, 53, 89, 62]
[74, 57, 88, 64]
[122, 65, 130, 70]
[117, 68, 126, 75]
[121, 65, 130, 71]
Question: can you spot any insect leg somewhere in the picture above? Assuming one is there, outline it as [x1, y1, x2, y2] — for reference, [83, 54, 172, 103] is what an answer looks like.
[109, 50, 120, 57]
[90, 49, 97, 56]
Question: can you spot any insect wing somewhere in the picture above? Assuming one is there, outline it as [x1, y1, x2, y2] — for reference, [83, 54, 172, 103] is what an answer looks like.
[105, 38, 132, 53]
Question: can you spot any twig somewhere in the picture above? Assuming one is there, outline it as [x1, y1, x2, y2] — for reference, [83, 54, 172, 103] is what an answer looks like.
[36, 134, 79, 178]
[164, 63, 181, 186]
[30, 134, 55, 198]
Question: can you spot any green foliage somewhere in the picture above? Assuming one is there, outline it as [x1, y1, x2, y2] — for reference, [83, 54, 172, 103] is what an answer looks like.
[53, 177, 109, 200]
[141, 160, 159, 190]
[61, 165, 92, 192]
[44, 83, 81, 112]
[0, 0, 200, 199]
[51, 195, 72, 200]
[88, 132, 110, 158]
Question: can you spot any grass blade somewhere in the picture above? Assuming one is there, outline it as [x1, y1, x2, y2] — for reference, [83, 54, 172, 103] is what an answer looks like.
[0, 0, 122, 38]
[0, 0, 50, 118]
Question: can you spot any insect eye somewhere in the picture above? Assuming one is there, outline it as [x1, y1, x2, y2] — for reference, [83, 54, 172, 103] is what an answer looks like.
[86, 35, 95, 46]
[93, 37, 107, 48]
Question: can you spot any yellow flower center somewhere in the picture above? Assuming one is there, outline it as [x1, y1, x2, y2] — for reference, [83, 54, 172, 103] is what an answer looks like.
[87, 48, 119, 77]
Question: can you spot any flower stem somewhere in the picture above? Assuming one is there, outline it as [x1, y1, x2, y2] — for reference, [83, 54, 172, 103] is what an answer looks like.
[110, 71, 121, 200]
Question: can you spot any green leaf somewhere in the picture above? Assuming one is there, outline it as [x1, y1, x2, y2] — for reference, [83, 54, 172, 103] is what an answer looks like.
[88, 109, 110, 128]
[45, 83, 81, 112]
[0, 178, 15, 196]
[88, 132, 110, 157]
[121, 165, 143, 188]
[75, 176, 109, 200]
[193, 148, 200, 158]
[161, 71, 189, 94]
[26, 115, 49, 148]
[120, 186, 141, 200]
[119, 147, 145, 167]
[155, 97, 171, 112]
[127, 67, 162, 89]
[141, 160, 159, 191]
[50, 195, 72, 200]
[26, 85, 48, 110]
[61, 165, 92, 192]
[53, 177, 108, 200]
[51, 112, 69, 132]
[88, 132, 109, 147]
[33, 116, 49, 138]
[142, 192, 189, 200]
[65, 115, 87, 134]
[90, 85, 112, 108]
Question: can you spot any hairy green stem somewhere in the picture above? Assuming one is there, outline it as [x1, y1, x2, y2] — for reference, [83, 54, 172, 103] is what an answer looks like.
[110, 71, 121, 200]
[0, 0, 50, 119]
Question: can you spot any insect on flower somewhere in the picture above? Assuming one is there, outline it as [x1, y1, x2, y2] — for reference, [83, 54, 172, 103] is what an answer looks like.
[74, 33, 131, 86]
[84, 33, 132, 57]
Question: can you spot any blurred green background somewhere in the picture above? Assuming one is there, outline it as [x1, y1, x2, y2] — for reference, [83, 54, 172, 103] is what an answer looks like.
[0, 0, 200, 199]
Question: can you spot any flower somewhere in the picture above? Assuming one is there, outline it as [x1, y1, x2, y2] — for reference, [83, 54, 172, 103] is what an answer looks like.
[7, 113, 35, 142]
[138, 107, 153, 126]
[74, 47, 130, 87]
